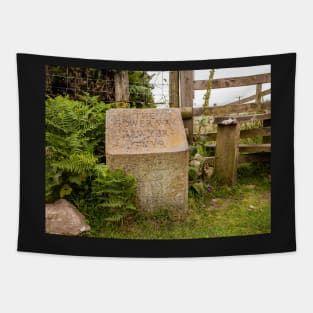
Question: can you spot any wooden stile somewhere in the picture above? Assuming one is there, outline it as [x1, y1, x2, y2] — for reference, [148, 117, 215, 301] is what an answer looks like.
[215, 120, 240, 185]
[180, 71, 194, 144]
[256, 83, 262, 106]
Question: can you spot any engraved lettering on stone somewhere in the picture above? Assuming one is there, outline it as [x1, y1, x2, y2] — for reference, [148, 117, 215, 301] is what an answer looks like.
[106, 109, 188, 212]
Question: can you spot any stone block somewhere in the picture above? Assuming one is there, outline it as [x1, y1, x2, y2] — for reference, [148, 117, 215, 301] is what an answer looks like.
[106, 108, 189, 212]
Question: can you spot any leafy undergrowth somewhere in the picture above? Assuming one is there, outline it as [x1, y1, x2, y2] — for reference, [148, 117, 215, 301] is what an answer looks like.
[83, 163, 271, 239]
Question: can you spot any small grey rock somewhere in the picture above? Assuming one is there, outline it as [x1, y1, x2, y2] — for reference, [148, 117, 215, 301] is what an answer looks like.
[46, 199, 90, 235]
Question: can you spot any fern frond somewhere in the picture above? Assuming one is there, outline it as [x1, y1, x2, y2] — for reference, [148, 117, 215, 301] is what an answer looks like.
[54, 153, 98, 175]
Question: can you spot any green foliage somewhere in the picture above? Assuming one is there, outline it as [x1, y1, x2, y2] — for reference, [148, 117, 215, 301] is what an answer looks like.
[190, 182, 202, 195]
[237, 163, 270, 182]
[188, 167, 199, 182]
[46, 66, 116, 102]
[128, 71, 155, 108]
[189, 145, 197, 157]
[192, 127, 211, 158]
[73, 165, 138, 232]
[188, 164, 206, 197]
[197, 116, 209, 134]
[196, 142, 206, 156]
[203, 69, 215, 112]
[59, 184, 72, 198]
[45, 95, 110, 201]
[94, 174, 271, 239]
[46, 66, 155, 108]
[45, 95, 138, 226]
[85, 165, 137, 228]
[240, 121, 263, 144]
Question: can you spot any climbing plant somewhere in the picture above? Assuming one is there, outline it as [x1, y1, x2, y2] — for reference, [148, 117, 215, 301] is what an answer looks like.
[203, 69, 215, 114]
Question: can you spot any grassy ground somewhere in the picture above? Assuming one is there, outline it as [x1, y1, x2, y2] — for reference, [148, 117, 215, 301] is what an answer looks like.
[83, 163, 271, 239]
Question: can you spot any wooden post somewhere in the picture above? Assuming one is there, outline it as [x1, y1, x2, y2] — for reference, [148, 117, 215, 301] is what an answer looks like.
[114, 71, 129, 106]
[169, 71, 179, 108]
[215, 120, 240, 185]
[256, 83, 262, 107]
[180, 71, 193, 144]
[263, 119, 271, 143]
[256, 82, 270, 143]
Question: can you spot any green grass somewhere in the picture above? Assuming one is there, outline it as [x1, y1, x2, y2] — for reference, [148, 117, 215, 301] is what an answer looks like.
[82, 163, 271, 239]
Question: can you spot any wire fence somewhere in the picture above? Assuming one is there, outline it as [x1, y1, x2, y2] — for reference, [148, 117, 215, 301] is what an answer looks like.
[46, 65, 271, 110]
[45, 65, 170, 108]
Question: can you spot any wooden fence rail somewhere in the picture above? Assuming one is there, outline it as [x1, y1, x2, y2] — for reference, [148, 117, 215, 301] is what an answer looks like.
[193, 73, 271, 90]
[223, 89, 271, 106]
[194, 126, 271, 142]
[213, 113, 271, 124]
[206, 143, 271, 154]
[193, 100, 271, 117]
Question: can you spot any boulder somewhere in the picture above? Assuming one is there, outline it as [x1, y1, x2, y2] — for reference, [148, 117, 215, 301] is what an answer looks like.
[45, 199, 90, 235]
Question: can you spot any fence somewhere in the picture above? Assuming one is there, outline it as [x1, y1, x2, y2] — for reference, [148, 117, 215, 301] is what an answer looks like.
[173, 71, 271, 185]
[46, 66, 271, 185]
[45, 66, 165, 108]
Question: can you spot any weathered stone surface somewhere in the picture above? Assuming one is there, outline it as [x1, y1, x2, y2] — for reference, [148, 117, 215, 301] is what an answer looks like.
[106, 108, 189, 212]
[45, 199, 90, 235]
